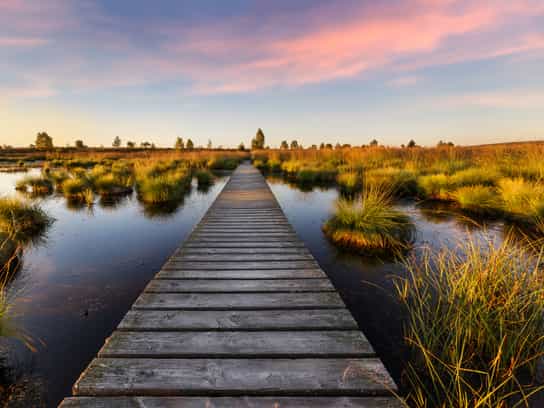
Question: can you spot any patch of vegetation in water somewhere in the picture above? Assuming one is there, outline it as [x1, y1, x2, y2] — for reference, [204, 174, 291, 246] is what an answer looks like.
[323, 185, 415, 256]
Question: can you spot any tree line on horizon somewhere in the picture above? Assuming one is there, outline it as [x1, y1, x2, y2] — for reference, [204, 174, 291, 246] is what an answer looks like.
[4, 130, 455, 151]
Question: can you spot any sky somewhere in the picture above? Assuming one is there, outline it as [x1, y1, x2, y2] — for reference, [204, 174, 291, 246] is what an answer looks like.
[1, 0, 543, 148]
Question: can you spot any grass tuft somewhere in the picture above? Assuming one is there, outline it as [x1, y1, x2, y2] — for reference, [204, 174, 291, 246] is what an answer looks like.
[323, 185, 414, 255]
[396, 237, 544, 407]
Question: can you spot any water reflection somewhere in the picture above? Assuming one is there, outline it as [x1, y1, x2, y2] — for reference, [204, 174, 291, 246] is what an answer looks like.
[265, 176, 519, 394]
[0, 170, 229, 407]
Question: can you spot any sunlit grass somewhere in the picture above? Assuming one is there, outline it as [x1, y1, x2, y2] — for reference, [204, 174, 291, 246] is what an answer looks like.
[323, 184, 414, 255]
[452, 185, 503, 216]
[396, 236, 544, 407]
[0, 197, 52, 244]
[15, 176, 53, 195]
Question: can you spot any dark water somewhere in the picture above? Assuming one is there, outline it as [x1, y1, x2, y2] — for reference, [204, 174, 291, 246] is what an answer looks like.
[0, 169, 229, 406]
[266, 176, 508, 391]
[0, 170, 512, 406]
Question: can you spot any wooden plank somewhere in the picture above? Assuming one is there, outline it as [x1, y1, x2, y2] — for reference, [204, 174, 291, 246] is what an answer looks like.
[98, 331, 374, 358]
[177, 247, 310, 254]
[117, 309, 358, 331]
[145, 279, 334, 293]
[185, 236, 301, 243]
[182, 242, 306, 248]
[61, 396, 403, 408]
[168, 254, 314, 262]
[133, 292, 344, 310]
[73, 358, 397, 396]
[156, 269, 327, 279]
[196, 228, 293, 233]
[163, 261, 319, 270]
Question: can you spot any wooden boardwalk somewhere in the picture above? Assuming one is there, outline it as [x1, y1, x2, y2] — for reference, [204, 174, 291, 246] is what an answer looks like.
[60, 164, 400, 407]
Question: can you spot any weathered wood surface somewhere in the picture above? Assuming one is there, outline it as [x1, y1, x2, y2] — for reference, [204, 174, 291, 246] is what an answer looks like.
[98, 331, 374, 358]
[118, 309, 359, 331]
[61, 163, 398, 407]
[145, 278, 335, 293]
[73, 358, 395, 396]
[61, 396, 402, 408]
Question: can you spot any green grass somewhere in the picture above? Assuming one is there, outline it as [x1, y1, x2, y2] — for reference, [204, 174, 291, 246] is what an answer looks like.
[365, 168, 419, 197]
[207, 157, 239, 170]
[418, 173, 452, 199]
[323, 185, 414, 255]
[396, 237, 544, 407]
[452, 185, 503, 216]
[195, 170, 213, 186]
[61, 177, 92, 202]
[0, 197, 52, 244]
[337, 172, 362, 195]
[15, 176, 53, 195]
[137, 169, 192, 204]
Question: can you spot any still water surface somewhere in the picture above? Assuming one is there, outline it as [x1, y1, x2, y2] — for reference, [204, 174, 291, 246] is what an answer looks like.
[0, 170, 509, 406]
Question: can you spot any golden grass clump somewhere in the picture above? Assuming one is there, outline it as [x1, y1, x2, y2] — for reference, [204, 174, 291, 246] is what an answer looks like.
[323, 185, 414, 255]
[396, 237, 544, 407]
[452, 185, 503, 216]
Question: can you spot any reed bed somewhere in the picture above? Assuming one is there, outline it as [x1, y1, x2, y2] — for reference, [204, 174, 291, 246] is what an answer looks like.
[396, 237, 544, 407]
[253, 143, 544, 233]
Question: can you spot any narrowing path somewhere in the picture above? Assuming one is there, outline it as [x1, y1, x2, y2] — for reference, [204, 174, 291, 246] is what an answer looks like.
[60, 163, 400, 408]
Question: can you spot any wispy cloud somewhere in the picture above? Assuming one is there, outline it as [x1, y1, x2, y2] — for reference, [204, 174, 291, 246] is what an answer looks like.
[1, 0, 543, 97]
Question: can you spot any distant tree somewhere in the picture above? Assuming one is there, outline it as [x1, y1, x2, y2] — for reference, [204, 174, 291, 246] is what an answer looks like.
[437, 140, 455, 147]
[407, 139, 417, 148]
[175, 137, 184, 150]
[75, 140, 86, 149]
[342, 144, 351, 148]
[35, 132, 53, 149]
[290, 140, 299, 149]
[238, 142, 245, 151]
[207, 139, 212, 149]
[310, 144, 317, 149]
[369, 139, 379, 147]
[186, 139, 194, 150]
[280, 140, 289, 149]
[151, 143, 156, 149]
[401, 144, 406, 148]
[325, 143, 333, 149]
[140, 141, 151, 148]
[251, 128, 265, 150]
[126, 141, 135, 148]
[335, 143, 342, 149]
[319, 142, 325, 149]
[112, 136, 121, 147]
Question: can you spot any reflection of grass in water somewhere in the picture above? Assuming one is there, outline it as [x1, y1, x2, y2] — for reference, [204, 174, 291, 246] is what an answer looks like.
[141, 198, 186, 219]
[396, 236, 544, 407]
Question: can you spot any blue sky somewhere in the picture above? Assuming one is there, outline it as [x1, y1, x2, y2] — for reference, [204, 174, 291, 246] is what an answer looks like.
[1, 0, 543, 148]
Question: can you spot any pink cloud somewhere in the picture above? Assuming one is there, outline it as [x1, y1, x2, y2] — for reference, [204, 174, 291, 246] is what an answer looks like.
[1, 0, 543, 96]
[0, 36, 48, 47]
